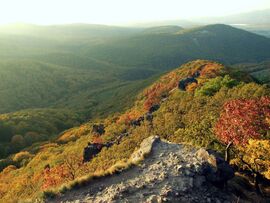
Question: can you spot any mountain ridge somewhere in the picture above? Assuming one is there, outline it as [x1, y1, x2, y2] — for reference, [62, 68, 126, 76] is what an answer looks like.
[1, 60, 269, 202]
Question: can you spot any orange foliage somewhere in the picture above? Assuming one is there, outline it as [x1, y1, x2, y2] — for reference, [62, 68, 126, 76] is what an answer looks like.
[42, 155, 85, 190]
[200, 63, 223, 78]
[186, 82, 198, 92]
[117, 109, 142, 124]
[2, 165, 17, 174]
[42, 164, 71, 190]
[142, 61, 224, 110]
[143, 71, 180, 110]
[92, 136, 104, 144]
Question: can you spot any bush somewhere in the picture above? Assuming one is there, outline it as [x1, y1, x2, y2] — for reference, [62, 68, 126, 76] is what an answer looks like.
[195, 75, 239, 96]
[232, 139, 270, 180]
[13, 151, 34, 167]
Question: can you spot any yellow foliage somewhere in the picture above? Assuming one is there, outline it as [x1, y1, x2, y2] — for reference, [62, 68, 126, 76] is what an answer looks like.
[2, 165, 17, 174]
[13, 151, 33, 162]
[235, 139, 270, 179]
[0, 60, 268, 202]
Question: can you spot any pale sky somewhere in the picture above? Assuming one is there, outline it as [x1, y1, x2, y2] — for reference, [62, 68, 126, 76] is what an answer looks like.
[0, 0, 269, 25]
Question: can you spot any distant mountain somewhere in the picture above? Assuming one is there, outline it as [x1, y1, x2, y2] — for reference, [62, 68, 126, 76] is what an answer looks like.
[0, 23, 142, 42]
[127, 19, 198, 28]
[141, 25, 183, 34]
[83, 24, 270, 70]
[0, 23, 270, 161]
[1, 23, 270, 114]
[193, 9, 270, 25]
[191, 9, 270, 37]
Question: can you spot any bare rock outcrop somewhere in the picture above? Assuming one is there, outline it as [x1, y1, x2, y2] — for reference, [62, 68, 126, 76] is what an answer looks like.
[50, 136, 238, 203]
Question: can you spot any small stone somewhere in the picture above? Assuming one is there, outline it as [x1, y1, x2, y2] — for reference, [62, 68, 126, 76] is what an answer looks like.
[189, 177, 194, 187]
[146, 195, 162, 203]
[161, 186, 173, 197]
[159, 172, 167, 179]
[184, 169, 193, 176]
[215, 199, 221, 203]
[142, 192, 148, 197]
[162, 197, 168, 202]
[194, 176, 206, 188]
[176, 165, 183, 171]
[196, 148, 217, 169]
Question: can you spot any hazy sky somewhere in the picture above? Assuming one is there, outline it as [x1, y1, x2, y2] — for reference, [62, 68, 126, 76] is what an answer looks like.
[0, 0, 269, 25]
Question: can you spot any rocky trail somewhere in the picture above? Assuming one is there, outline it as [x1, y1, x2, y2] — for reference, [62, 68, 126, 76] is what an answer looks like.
[49, 137, 264, 203]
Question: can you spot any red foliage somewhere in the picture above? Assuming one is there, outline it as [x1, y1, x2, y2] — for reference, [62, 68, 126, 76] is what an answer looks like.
[42, 155, 85, 189]
[143, 72, 180, 110]
[142, 61, 224, 110]
[214, 97, 270, 146]
[42, 164, 71, 189]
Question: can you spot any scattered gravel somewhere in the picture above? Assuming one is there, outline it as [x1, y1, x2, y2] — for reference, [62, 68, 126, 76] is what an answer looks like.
[49, 136, 238, 203]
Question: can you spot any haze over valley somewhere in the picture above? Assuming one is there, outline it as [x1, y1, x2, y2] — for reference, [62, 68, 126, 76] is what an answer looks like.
[0, 1, 270, 202]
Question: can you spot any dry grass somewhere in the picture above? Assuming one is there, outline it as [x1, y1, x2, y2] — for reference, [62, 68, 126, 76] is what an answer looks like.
[43, 137, 155, 200]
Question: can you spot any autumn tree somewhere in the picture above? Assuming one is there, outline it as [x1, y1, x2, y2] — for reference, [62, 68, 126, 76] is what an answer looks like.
[42, 164, 69, 189]
[231, 139, 270, 194]
[13, 151, 33, 167]
[64, 154, 84, 180]
[11, 134, 25, 149]
[214, 97, 270, 162]
[42, 154, 84, 189]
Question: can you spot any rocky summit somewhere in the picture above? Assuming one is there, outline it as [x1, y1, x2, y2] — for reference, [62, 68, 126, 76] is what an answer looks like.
[50, 136, 238, 203]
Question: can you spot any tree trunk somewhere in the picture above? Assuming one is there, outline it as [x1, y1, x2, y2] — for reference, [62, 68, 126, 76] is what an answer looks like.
[225, 142, 233, 162]
[254, 159, 264, 196]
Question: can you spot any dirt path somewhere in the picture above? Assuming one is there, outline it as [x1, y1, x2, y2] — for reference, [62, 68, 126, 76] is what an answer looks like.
[49, 137, 237, 203]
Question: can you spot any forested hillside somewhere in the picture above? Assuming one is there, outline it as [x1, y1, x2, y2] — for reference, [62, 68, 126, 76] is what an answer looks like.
[83, 24, 270, 70]
[0, 23, 270, 160]
[0, 59, 156, 158]
[0, 60, 269, 202]
[1, 23, 270, 115]
[232, 61, 270, 84]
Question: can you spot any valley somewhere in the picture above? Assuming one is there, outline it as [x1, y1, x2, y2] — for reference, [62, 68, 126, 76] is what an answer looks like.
[0, 59, 269, 202]
[0, 21, 269, 202]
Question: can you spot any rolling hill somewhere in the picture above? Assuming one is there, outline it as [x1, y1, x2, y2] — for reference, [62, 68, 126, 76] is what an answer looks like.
[0, 60, 269, 202]
[82, 24, 270, 70]
[232, 61, 270, 84]
[0, 23, 270, 160]
[190, 9, 270, 38]
[193, 9, 270, 26]
[141, 25, 184, 34]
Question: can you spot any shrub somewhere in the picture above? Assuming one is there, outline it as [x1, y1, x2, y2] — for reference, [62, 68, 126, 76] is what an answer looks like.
[2, 165, 17, 173]
[214, 97, 270, 161]
[232, 139, 270, 180]
[13, 151, 33, 162]
[195, 75, 239, 96]
[215, 97, 270, 146]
